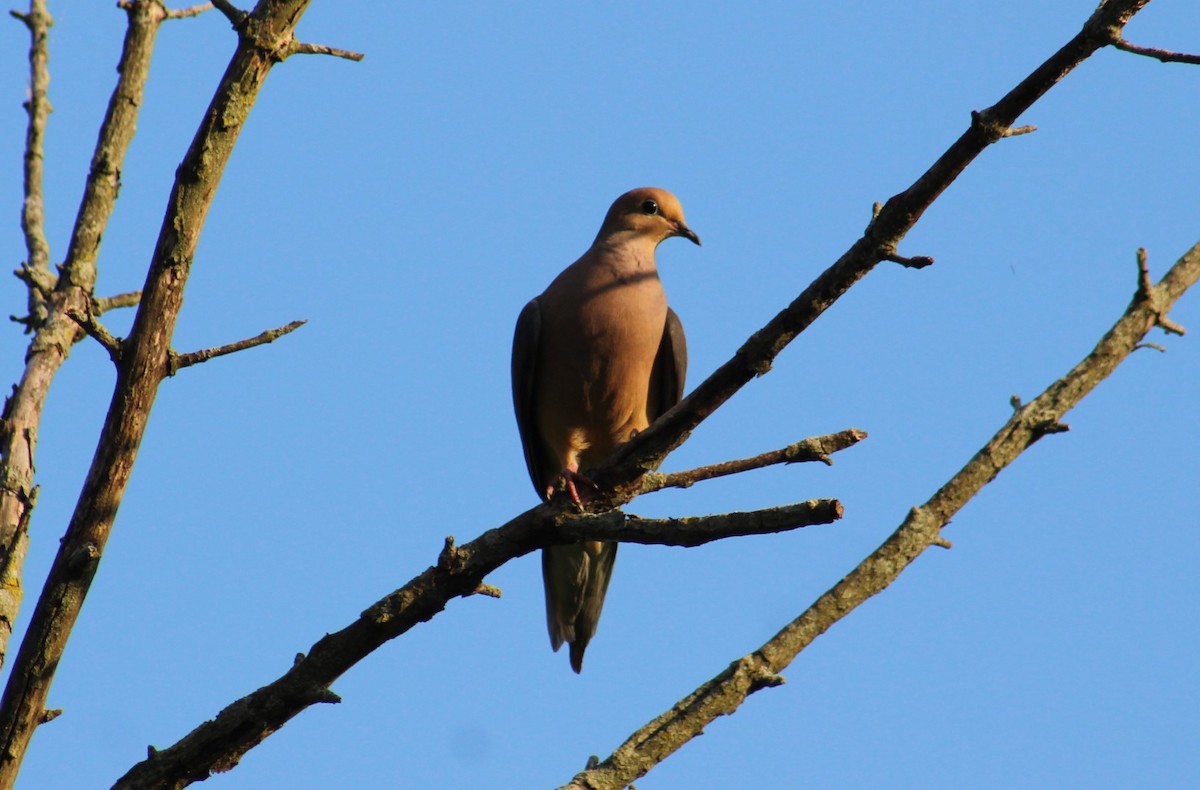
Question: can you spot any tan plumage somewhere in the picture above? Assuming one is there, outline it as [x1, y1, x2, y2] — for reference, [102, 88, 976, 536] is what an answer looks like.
[511, 187, 699, 673]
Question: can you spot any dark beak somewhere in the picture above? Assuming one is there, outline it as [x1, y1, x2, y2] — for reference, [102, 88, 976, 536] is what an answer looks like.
[673, 222, 701, 246]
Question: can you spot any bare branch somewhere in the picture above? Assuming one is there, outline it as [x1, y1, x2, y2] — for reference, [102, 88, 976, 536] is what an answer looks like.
[0, 0, 170, 674]
[470, 583, 503, 599]
[93, 290, 142, 314]
[112, 483, 842, 787]
[65, 310, 123, 363]
[117, 1, 213, 18]
[560, 239, 1200, 790]
[639, 429, 867, 493]
[1112, 36, 1200, 65]
[884, 252, 935, 269]
[287, 39, 365, 61]
[210, 0, 246, 26]
[0, 1, 330, 783]
[12, 264, 54, 300]
[167, 319, 306, 375]
[164, 3, 213, 18]
[596, 0, 1157, 496]
[1003, 124, 1037, 137]
[12, 0, 52, 332]
[109, 3, 1165, 784]
[558, 500, 843, 547]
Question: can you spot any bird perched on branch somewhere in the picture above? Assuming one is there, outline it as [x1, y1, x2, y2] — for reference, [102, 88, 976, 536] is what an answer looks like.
[511, 187, 700, 673]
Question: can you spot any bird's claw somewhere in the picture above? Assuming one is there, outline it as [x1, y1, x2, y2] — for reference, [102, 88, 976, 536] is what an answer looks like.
[548, 468, 599, 507]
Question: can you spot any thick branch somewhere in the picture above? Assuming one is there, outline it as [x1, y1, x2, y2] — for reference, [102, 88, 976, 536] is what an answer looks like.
[0, 1, 325, 785]
[112, 482, 839, 788]
[167, 319, 306, 375]
[596, 0, 1154, 494]
[561, 240, 1200, 790]
[0, 0, 167, 673]
[639, 429, 867, 493]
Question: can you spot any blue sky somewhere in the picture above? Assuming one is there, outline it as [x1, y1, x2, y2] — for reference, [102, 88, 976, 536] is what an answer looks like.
[1, 2, 1198, 788]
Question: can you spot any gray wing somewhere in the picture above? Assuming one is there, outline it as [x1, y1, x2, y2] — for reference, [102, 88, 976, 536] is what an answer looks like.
[511, 298, 558, 500]
[649, 306, 687, 420]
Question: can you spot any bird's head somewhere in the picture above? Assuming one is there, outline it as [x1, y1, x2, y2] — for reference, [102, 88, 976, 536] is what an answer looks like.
[596, 187, 701, 248]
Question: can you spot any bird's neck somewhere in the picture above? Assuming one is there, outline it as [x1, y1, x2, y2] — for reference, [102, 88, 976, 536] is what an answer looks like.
[589, 232, 661, 273]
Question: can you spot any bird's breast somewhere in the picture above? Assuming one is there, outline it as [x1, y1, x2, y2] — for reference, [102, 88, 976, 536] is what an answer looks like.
[536, 273, 668, 466]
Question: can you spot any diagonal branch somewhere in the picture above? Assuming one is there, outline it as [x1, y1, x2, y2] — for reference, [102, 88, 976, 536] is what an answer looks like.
[166, 319, 306, 375]
[110, 3, 1163, 785]
[0, 0, 171, 673]
[560, 239, 1200, 790]
[0, 1, 335, 785]
[93, 290, 142, 314]
[66, 310, 123, 363]
[596, 0, 1154, 495]
[639, 429, 867, 494]
[112, 486, 842, 788]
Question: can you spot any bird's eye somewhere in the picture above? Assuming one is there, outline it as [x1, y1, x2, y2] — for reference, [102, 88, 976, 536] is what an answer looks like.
[640, 199, 659, 215]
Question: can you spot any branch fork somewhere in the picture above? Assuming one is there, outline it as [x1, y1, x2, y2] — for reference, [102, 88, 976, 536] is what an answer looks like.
[1135, 248, 1186, 336]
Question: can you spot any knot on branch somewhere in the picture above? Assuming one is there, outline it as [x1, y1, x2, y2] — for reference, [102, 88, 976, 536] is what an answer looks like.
[300, 686, 341, 705]
[67, 542, 100, 573]
[437, 536, 465, 574]
[746, 667, 786, 693]
[970, 110, 1036, 143]
[884, 251, 935, 270]
[877, 240, 933, 270]
[1031, 418, 1070, 439]
[14, 262, 55, 297]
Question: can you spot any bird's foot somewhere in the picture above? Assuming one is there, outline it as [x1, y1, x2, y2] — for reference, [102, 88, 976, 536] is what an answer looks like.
[548, 468, 599, 507]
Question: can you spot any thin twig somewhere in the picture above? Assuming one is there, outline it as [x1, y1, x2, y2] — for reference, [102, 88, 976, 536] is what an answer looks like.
[288, 40, 365, 61]
[560, 240, 1200, 790]
[65, 310, 123, 363]
[165, 3, 213, 19]
[93, 290, 141, 314]
[640, 429, 867, 493]
[884, 252, 935, 269]
[469, 584, 503, 599]
[1112, 36, 1200, 65]
[117, 0, 212, 18]
[167, 319, 306, 375]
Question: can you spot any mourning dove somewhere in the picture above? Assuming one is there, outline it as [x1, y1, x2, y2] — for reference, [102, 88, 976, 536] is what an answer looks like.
[511, 187, 700, 673]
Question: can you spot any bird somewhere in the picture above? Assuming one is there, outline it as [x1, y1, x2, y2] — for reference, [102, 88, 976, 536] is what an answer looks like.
[511, 187, 700, 673]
